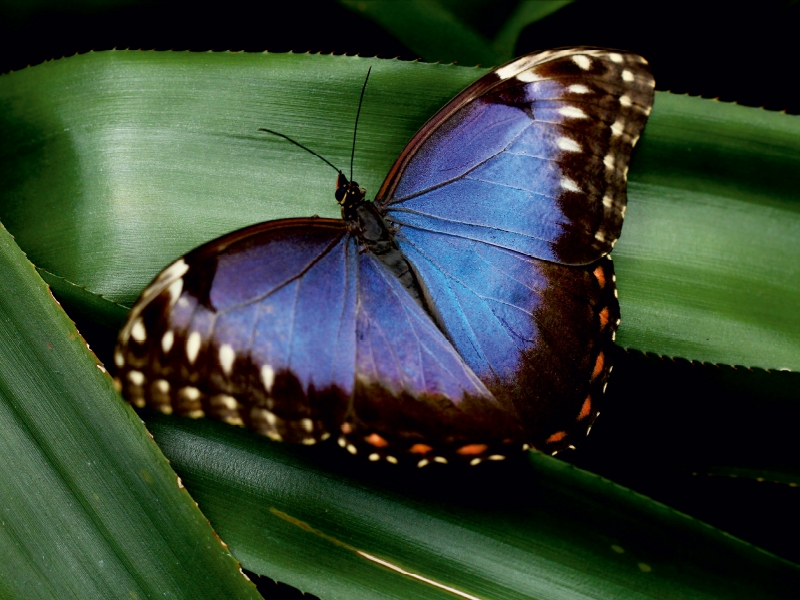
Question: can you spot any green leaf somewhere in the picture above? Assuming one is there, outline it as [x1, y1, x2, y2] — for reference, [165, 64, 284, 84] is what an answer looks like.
[340, 0, 572, 65]
[0, 50, 798, 370]
[0, 222, 261, 598]
[617, 93, 800, 368]
[146, 413, 800, 599]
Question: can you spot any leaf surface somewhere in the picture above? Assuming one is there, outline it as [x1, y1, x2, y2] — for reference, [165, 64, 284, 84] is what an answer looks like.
[0, 223, 261, 599]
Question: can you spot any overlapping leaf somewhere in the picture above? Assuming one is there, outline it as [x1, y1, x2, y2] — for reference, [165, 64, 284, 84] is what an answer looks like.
[0, 223, 261, 599]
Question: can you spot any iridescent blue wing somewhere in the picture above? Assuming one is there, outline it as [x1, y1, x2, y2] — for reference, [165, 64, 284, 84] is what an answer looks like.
[115, 219, 521, 464]
[400, 232, 619, 451]
[375, 48, 654, 451]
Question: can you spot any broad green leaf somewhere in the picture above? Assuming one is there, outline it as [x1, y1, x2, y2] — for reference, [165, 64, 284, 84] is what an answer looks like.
[340, 0, 572, 65]
[0, 50, 798, 370]
[146, 412, 800, 599]
[0, 222, 260, 598]
[616, 93, 800, 368]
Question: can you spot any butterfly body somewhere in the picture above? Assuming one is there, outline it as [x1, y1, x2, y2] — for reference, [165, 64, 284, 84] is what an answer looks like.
[114, 48, 654, 465]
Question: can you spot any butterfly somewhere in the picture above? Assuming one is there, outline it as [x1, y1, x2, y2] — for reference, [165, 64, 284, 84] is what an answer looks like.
[114, 48, 654, 466]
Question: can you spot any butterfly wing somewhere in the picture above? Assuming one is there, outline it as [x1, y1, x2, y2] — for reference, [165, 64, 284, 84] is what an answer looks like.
[376, 48, 654, 451]
[115, 219, 521, 463]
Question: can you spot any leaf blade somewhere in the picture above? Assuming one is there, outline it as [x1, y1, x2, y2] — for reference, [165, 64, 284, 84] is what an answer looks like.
[0, 222, 260, 599]
[148, 413, 800, 600]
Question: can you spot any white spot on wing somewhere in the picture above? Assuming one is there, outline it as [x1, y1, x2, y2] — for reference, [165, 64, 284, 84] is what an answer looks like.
[568, 84, 591, 94]
[602, 195, 613, 209]
[155, 379, 169, 393]
[186, 332, 201, 364]
[561, 177, 581, 193]
[128, 370, 145, 386]
[572, 54, 592, 70]
[162, 330, 174, 354]
[557, 137, 581, 152]
[218, 344, 235, 375]
[611, 119, 625, 137]
[114, 349, 124, 367]
[167, 279, 183, 306]
[621, 69, 634, 82]
[496, 55, 539, 79]
[603, 154, 615, 170]
[181, 386, 200, 401]
[595, 231, 606, 242]
[559, 106, 588, 119]
[608, 52, 624, 64]
[261, 364, 275, 393]
[516, 69, 543, 83]
[217, 394, 238, 409]
[158, 258, 189, 282]
[620, 95, 632, 107]
[131, 318, 146, 343]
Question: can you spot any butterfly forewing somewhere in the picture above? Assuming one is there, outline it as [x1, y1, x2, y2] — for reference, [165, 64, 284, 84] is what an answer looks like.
[378, 48, 654, 264]
[115, 219, 522, 463]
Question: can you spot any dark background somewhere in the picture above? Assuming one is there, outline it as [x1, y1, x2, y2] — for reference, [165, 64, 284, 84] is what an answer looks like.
[2, 0, 799, 113]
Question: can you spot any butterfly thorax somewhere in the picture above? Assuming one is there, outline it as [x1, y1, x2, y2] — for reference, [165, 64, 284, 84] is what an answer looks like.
[336, 173, 432, 316]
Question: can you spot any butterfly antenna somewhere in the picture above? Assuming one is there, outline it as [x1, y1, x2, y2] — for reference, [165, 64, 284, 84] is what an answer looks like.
[258, 128, 343, 176]
[350, 66, 372, 182]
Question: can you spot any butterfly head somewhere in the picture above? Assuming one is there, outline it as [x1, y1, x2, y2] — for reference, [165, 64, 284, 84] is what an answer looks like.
[335, 172, 366, 212]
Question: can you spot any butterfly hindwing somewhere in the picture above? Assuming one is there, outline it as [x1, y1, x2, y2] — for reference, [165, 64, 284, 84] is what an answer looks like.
[398, 227, 619, 451]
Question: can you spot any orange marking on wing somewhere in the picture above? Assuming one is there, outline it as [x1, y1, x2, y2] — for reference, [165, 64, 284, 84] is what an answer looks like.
[547, 431, 567, 444]
[456, 443, 488, 456]
[599, 306, 609, 329]
[365, 433, 389, 448]
[593, 265, 606, 288]
[578, 396, 592, 420]
[592, 352, 605, 381]
[409, 443, 433, 454]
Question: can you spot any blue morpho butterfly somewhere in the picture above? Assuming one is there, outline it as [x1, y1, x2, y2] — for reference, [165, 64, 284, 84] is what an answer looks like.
[114, 48, 654, 466]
